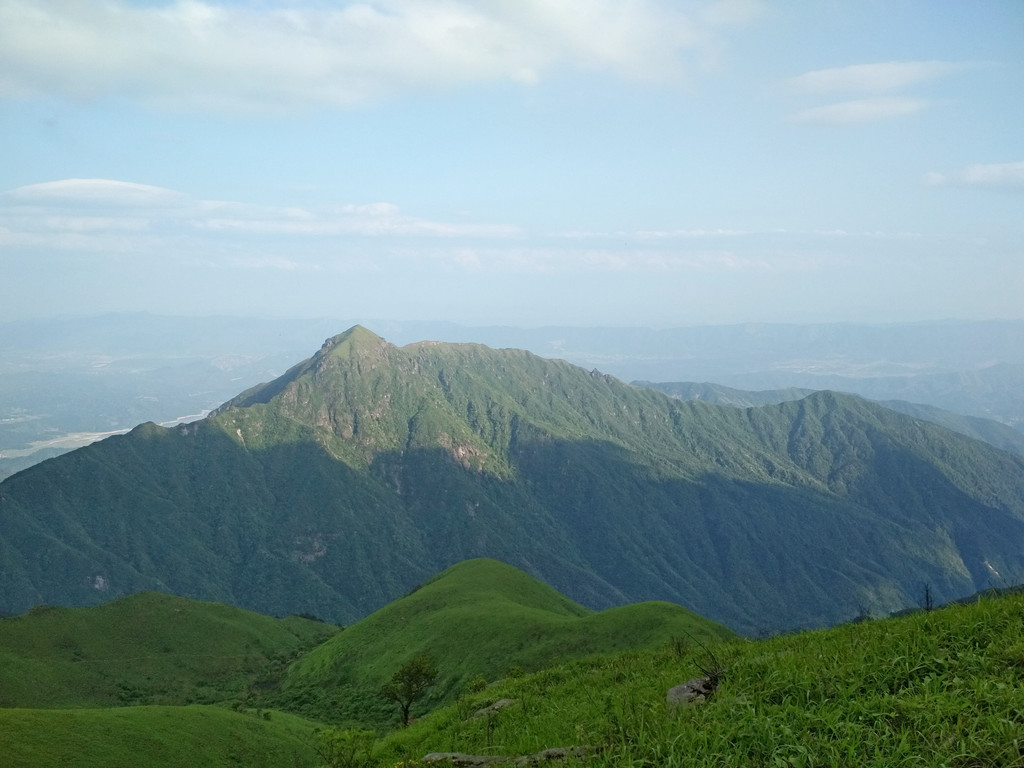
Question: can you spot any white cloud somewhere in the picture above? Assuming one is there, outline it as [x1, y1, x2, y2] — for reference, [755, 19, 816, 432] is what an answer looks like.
[788, 61, 965, 94]
[402, 242, 839, 275]
[792, 97, 928, 124]
[559, 228, 746, 239]
[11, 179, 187, 206]
[0, 0, 761, 113]
[925, 161, 1024, 190]
[2, 178, 520, 247]
[785, 60, 969, 125]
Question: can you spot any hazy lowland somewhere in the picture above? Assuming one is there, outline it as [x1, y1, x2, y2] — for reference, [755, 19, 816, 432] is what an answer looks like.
[3, 317, 1024, 766]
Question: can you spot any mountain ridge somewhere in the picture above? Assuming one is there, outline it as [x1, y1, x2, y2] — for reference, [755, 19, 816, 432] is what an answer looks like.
[3, 327, 1024, 634]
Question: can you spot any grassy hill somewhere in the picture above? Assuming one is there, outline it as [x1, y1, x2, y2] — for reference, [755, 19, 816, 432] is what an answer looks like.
[0, 705, 321, 768]
[375, 590, 1024, 767]
[4, 564, 1022, 765]
[264, 559, 735, 728]
[4, 326, 1024, 634]
[0, 561, 736, 764]
[0, 591, 338, 709]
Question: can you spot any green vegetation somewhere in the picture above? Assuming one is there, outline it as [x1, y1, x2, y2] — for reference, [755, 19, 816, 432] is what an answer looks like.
[0, 591, 338, 708]
[265, 559, 734, 728]
[381, 653, 439, 726]
[376, 591, 1024, 767]
[4, 326, 1024, 634]
[0, 705, 321, 768]
[639, 380, 1024, 457]
[3, 563, 1024, 766]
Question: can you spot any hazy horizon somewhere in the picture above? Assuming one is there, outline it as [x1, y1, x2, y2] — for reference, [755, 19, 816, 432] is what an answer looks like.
[2, 1, 1022, 327]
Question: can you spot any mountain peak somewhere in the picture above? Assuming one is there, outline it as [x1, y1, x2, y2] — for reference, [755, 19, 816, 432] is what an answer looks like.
[318, 325, 389, 360]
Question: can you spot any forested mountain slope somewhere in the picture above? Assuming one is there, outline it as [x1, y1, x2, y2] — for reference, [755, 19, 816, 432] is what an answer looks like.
[2, 326, 1024, 634]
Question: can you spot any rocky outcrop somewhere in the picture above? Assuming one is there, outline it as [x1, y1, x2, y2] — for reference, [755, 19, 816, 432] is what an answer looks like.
[470, 698, 517, 720]
[422, 746, 601, 766]
[666, 675, 718, 707]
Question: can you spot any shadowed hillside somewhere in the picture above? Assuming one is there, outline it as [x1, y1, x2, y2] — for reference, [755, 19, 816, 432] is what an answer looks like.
[3, 326, 1024, 634]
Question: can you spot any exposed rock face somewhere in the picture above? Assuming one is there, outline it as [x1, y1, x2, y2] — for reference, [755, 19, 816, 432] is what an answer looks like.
[422, 746, 600, 766]
[470, 698, 517, 720]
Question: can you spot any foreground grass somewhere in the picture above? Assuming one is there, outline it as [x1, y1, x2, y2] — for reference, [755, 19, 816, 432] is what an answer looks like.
[0, 705, 322, 768]
[376, 591, 1024, 767]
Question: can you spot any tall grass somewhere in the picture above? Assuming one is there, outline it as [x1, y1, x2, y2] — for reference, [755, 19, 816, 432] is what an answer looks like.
[375, 592, 1024, 767]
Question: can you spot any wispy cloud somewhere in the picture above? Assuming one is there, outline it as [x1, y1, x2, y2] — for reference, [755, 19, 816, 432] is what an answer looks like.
[924, 161, 1024, 190]
[406, 245, 802, 273]
[1, 178, 520, 255]
[788, 61, 967, 94]
[0, 0, 761, 113]
[792, 97, 929, 125]
[12, 179, 188, 206]
[786, 60, 967, 125]
[559, 228, 747, 240]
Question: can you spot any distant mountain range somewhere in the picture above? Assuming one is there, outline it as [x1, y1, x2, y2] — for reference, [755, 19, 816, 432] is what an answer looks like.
[3, 326, 1024, 635]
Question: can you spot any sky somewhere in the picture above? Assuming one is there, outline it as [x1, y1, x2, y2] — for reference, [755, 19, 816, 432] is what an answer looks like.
[1, 0, 1022, 327]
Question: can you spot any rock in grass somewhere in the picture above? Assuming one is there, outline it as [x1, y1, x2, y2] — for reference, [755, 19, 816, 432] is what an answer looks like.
[666, 676, 717, 707]
[469, 698, 517, 720]
[422, 745, 601, 765]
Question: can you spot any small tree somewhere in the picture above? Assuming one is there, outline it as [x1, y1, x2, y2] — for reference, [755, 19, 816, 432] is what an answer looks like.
[380, 653, 438, 726]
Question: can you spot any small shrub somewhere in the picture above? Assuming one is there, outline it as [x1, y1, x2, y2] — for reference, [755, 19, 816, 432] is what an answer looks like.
[467, 676, 488, 694]
[314, 727, 376, 768]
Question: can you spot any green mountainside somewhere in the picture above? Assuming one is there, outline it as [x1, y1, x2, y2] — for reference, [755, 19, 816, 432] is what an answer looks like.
[0, 592, 337, 709]
[639, 380, 1024, 456]
[634, 381, 818, 408]
[3, 326, 1024, 634]
[266, 558, 734, 727]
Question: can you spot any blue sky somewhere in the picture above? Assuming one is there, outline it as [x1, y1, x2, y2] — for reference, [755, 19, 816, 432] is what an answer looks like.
[1, 0, 1022, 326]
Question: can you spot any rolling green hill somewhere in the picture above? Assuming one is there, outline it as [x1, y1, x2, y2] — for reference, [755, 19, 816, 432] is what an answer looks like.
[3, 561, 1022, 766]
[0, 591, 337, 709]
[0, 560, 734, 764]
[375, 590, 1024, 767]
[0, 705, 321, 768]
[264, 558, 734, 727]
[3, 326, 1024, 634]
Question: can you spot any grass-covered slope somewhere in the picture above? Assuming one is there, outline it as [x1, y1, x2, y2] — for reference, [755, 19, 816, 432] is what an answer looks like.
[0, 591, 338, 709]
[4, 326, 1024, 634]
[265, 559, 734, 728]
[376, 590, 1024, 767]
[0, 705, 321, 768]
